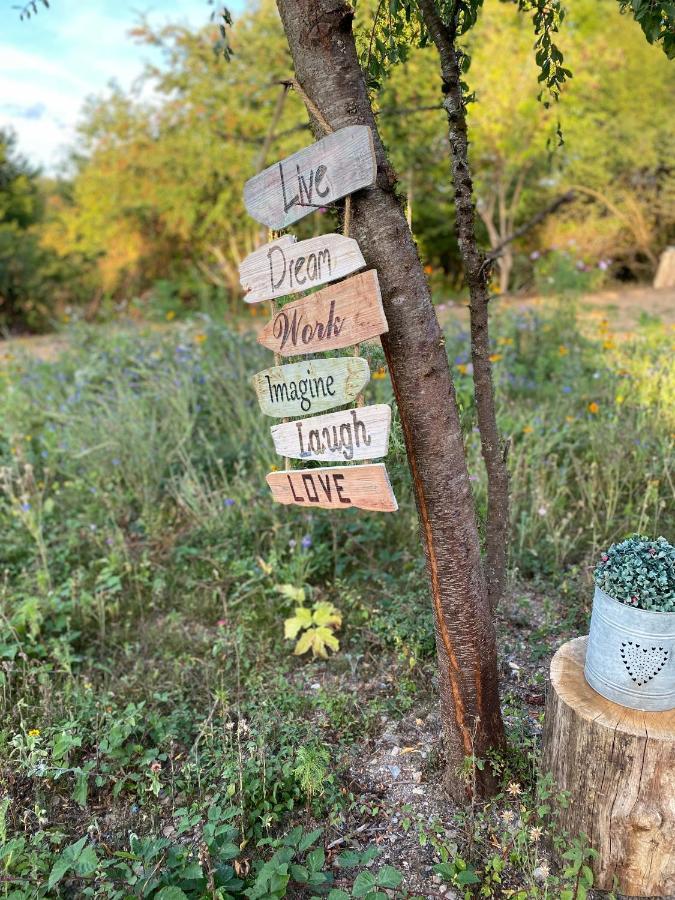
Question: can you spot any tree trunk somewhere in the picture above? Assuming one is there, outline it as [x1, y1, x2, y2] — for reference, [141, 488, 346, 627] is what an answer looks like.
[543, 637, 675, 897]
[275, 0, 504, 797]
[417, 0, 510, 612]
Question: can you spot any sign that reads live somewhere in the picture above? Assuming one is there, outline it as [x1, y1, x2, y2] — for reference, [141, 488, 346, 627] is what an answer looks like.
[252, 357, 370, 418]
[243, 126, 377, 230]
[257, 270, 387, 358]
[267, 463, 398, 512]
[239, 234, 365, 304]
[270, 404, 391, 462]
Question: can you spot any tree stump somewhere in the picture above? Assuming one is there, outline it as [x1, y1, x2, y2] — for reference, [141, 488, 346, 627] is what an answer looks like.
[542, 637, 675, 897]
[654, 246, 675, 290]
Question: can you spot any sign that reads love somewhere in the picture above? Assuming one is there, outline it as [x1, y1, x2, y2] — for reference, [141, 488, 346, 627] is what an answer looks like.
[270, 404, 391, 463]
[239, 233, 365, 304]
[252, 356, 370, 418]
[257, 270, 387, 358]
[243, 125, 376, 230]
[267, 463, 398, 512]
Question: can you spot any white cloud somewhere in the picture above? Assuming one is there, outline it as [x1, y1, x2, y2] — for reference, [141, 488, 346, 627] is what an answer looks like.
[0, 0, 226, 172]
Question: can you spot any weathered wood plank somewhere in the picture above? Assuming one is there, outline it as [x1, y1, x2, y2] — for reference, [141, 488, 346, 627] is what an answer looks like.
[267, 463, 398, 512]
[252, 357, 370, 418]
[243, 125, 377, 230]
[270, 404, 391, 462]
[257, 270, 387, 357]
[239, 233, 365, 304]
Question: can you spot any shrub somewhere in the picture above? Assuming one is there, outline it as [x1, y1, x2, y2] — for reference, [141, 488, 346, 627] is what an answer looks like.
[594, 535, 675, 612]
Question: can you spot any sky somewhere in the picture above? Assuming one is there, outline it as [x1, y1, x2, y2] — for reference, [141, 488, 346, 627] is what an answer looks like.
[1, 0, 243, 173]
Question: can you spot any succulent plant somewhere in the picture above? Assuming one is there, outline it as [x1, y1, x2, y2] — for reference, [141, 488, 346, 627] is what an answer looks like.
[594, 535, 675, 612]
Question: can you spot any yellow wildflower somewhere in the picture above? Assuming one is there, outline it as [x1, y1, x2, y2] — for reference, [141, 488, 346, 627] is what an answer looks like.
[558, 345, 569, 356]
[372, 367, 387, 380]
[565, 415, 574, 423]
[587, 401, 599, 414]
[488, 353, 503, 363]
[497, 337, 514, 347]
[615, 394, 624, 405]
[165, 310, 176, 321]
[194, 332, 207, 345]
[457, 363, 468, 375]
[28, 729, 40, 737]
[602, 339, 615, 350]
[523, 425, 534, 434]
[270, 465, 279, 472]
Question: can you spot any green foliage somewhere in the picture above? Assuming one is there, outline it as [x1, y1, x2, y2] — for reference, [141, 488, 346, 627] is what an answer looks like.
[617, 0, 675, 57]
[284, 601, 342, 658]
[594, 535, 675, 611]
[0, 303, 671, 896]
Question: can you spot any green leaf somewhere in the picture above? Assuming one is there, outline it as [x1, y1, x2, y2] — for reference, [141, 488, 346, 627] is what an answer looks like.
[277, 584, 306, 604]
[311, 601, 342, 628]
[48, 855, 74, 891]
[327, 892, 351, 900]
[285, 606, 313, 639]
[290, 864, 309, 883]
[375, 865, 402, 889]
[155, 889, 189, 900]
[352, 870, 376, 897]
[307, 848, 325, 872]
[298, 827, 323, 852]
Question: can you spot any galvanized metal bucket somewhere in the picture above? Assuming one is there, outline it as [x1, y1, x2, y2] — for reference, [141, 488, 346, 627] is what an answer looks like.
[585, 586, 675, 711]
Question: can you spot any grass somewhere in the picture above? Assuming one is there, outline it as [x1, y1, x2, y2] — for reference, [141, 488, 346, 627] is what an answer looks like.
[0, 297, 672, 898]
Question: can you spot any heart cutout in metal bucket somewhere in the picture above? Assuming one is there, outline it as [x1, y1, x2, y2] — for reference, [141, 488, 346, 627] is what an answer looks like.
[620, 641, 668, 686]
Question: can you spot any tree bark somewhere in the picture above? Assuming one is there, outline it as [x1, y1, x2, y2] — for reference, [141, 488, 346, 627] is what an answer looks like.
[543, 637, 675, 897]
[274, 0, 504, 797]
[417, 0, 510, 612]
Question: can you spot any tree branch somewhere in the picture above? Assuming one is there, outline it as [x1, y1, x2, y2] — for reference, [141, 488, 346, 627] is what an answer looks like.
[485, 191, 576, 261]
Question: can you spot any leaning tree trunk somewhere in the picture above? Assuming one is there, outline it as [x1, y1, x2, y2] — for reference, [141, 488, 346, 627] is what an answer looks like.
[275, 0, 505, 797]
[417, 0, 510, 612]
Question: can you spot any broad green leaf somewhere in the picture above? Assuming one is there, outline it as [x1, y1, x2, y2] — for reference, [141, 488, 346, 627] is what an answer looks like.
[311, 602, 342, 629]
[352, 870, 376, 897]
[375, 865, 402, 889]
[277, 584, 306, 604]
[284, 606, 313, 639]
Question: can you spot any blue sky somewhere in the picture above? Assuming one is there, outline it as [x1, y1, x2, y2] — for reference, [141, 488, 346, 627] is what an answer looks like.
[1, 1, 244, 172]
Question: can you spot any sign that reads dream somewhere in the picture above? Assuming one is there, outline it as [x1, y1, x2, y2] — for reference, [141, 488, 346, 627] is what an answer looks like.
[243, 125, 376, 230]
[239, 233, 365, 304]
[267, 463, 398, 512]
[257, 270, 387, 357]
[252, 357, 370, 418]
[270, 404, 391, 462]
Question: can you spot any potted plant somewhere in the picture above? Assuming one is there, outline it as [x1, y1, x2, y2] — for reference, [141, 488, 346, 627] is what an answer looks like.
[585, 535, 675, 711]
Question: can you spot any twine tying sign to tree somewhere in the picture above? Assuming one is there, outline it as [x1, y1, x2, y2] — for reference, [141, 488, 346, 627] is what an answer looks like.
[283, 79, 365, 408]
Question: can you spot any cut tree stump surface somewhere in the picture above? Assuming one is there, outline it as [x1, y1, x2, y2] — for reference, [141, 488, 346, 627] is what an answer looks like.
[542, 636, 675, 898]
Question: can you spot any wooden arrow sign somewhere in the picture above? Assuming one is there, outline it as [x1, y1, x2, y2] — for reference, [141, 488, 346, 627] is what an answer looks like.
[243, 125, 377, 230]
[270, 404, 391, 463]
[257, 270, 387, 358]
[239, 233, 365, 304]
[267, 463, 398, 512]
[252, 356, 370, 418]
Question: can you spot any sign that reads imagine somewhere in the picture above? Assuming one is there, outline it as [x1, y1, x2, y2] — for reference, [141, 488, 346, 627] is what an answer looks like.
[243, 126, 377, 230]
[270, 404, 391, 463]
[257, 270, 387, 358]
[267, 463, 398, 512]
[252, 357, 370, 418]
[239, 233, 365, 304]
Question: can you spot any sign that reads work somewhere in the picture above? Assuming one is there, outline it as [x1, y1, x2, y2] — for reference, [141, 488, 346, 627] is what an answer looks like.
[270, 404, 391, 463]
[243, 125, 377, 230]
[267, 463, 398, 512]
[257, 270, 387, 357]
[252, 357, 370, 418]
[239, 233, 365, 304]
